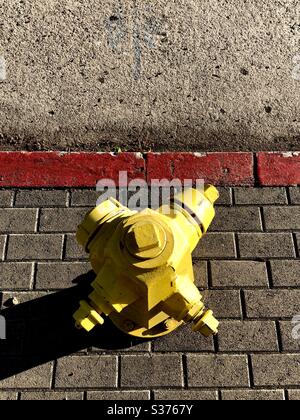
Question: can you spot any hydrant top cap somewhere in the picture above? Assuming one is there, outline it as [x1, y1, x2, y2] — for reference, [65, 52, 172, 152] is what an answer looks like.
[124, 220, 167, 259]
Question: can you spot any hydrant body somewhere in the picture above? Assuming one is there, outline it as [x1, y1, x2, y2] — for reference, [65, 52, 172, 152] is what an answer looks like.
[74, 187, 219, 338]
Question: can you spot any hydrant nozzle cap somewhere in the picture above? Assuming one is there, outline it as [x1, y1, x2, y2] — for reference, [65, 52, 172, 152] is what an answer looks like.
[204, 185, 220, 204]
[124, 221, 167, 260]
[192, 309, 219, 337]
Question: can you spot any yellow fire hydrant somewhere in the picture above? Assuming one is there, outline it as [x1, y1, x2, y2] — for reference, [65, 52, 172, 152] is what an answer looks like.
[73, 187, 219, 338]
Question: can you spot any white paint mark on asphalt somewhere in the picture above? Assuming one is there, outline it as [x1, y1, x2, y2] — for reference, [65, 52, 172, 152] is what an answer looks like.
[0, 56, 6, 82]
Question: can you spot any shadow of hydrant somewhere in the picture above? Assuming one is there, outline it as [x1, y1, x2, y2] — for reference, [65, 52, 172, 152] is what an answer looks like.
[0, 271, 150, 380]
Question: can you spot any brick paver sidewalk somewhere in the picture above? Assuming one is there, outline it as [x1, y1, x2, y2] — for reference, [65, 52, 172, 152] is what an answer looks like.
[0, 187, 299, 400]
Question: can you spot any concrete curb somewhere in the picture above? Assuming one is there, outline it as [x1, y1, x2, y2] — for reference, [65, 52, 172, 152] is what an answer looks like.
[0, 152, 299, 187]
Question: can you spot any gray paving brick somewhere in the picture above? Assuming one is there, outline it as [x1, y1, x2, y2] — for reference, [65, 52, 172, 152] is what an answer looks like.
[91, 340, 151, 354]
[211, 207, 262, 232]
[234, 188, 287, 205]
[211, 261, 268, 288]
[121, 355, 183, 388]
[0, 209, 37, 233]
[1, 291, 48, 309]
[238, 233, 295, 258]
[218, 321, 278, 352]
[194, 233, 236, 258]
[87, 391, 150, 400]
[221, 390, 284, 401]
[15, 190, 68, 207]
[0, 235, 5, 261]
[0, 191, 14, 207]
[71, 189, 100, 207]
[270, 260, 300, 287]
[215, 187, 232, 205]
[279, 321, 300, 352]
[154, 390, 218, 400]
[0, 262, 33, 289]
[187, 355, 249, 388]
[55, 356, 117, 389]
[64, 234, 88, 260]
[125, 342, 152, 352]
[39, 208, 89, 232]
[193, 260, 208, 288]
[35, 262, 90, 289]
[21, 392, 83, 400]
[0, 392, 18, 400]
[245, 290, 300, 318]
[289, 187, 300, 204]
[288, 390, 300, 400]
[263, 207, 300, 230]
[205, 290, 242, 318]
[153, 324, 214, 352]
[251, 354, 300, 386]
[6, 234, 63, 260]
[0, 362, 53, 389]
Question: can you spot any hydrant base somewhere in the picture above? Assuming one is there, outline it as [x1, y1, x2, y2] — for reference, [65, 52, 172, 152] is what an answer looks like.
[110, 313, 184, 338]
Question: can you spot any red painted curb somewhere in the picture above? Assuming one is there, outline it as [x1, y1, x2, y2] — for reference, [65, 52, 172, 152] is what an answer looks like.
[0, 152, 145, 187]
[147, 152, 254, 186]
[257, 152, 300, 186]
[0, 151, 299, 187]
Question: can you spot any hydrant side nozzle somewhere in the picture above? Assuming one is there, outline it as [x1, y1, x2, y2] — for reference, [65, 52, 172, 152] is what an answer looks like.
[204, 185, 220, 205]
[73, 300, 105, 332]
[192, 309, 219, 337]
[171, 187, 219, 233]
[76, 198, 127, 248]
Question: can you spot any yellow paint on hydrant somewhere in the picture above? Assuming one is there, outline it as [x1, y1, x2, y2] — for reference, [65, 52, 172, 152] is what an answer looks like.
[73, 187, 219, 338]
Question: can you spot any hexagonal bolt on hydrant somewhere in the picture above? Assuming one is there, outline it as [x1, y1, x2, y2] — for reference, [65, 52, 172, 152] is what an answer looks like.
[73, 186, 219, 338]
